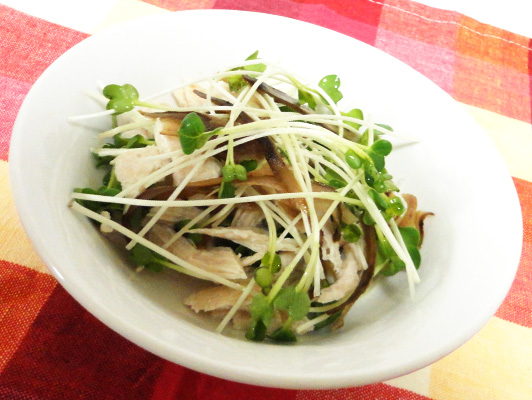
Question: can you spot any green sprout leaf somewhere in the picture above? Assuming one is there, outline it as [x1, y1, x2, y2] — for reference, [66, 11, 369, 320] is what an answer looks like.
[341, 223, 362, 243]
[129, 243, 153, 266]
[378, 226, 422, 276]
[318, 75, 343, 104]
[323, 166, 347, 188]
[233, 164, 248, 181]
[342, 108, 364, 130]
[103, 84, 139, 115]
[400, 226, 421, 248]
[73, 186, 122, 213]
[386, 196, 405, 217]
[245, 319, 267, 342]
[179, 112, 205, 154]
[240, 159, 258, 172]
[254, 267, 273, 289]
[246, 293, 274, 340]
[218, 181, 235, 199]
[368, 150, 385, 172]
[128, 243, 168, 272]
[261, 252, 282, 274]
[374, 123, 393, 135]
[345, 149, 363, 170]
[269, 326, 297, 343]
[178, 113, 219, 155]
[227, 51, 267, 92]
[113, 134, 154, 149]
[298, 89, 317, 109]
[273, 287, 310, 321]
[371, 139, 392, 157]
[221, 165, 236, 183]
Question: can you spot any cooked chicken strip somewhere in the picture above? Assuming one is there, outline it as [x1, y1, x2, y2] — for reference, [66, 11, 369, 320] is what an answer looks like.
[188, 227, 299, 253]
[148, 224, 247, 280]
[114, 146, 168, 198]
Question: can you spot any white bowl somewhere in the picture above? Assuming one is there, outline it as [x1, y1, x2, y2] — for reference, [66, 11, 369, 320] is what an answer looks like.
[9, 10, 522, 389]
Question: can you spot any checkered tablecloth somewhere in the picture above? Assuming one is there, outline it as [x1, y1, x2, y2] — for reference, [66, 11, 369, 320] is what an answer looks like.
[1, 0, 531, 399]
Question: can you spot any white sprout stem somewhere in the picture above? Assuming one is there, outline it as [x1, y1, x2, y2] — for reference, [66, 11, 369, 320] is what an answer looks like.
[287, 133, 323, 296]
[70, 201, 243, 290]
[389, 218, 421, 294]
[163, 205, 218, 249]
[264, 202, 305, 247]
[309, 289, 354, 313]
[109, 124, 366, 200]
[276, 213, 303, 244]
[205, 186, 247, 228]
[215, 279, 257, 334]
[295, 314, 330, 334]
[261, 92, 323, 296]
[71, 191, 364, 209]
[98, 120, 154, 139]
[68, 109, 116, 121]
[125, 159, 206, 250]
[253, 196, 278, 255]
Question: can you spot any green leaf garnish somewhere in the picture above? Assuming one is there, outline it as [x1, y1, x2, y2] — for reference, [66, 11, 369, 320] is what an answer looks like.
[261, 252, 282, 274]
[179, 112, 205, 155]
[341, 223, 362, 243]
[221, 164, 235, 183]
[247, 293, 275, 340]
[371, 139, 392, 157]
[240, 159, 258, 172]
[227, 51, 267, 92]
[128, 243, 170, 272]
[342, 108, 364, 130]
[378, 227, 422, 276]
[298, 89, 317, 109]
[323, 166, 347, 188]
[273, 287, 310, 321]
[375, 123, 393, 135]
[73, 186, 122, 213]
[245, 319, 267, 342]
[345, 149, 363, 170]
[368, 150, 385, 172]
[218, 182, 235, 199]
[254, 267, 273, 289]
[114, 134, 154, 149]
[178, 114, 220, 155]
[103, 84, 139, 115]
[233, 164, 248, 181]
[386, 196, 405, 217]
[269, 326, 297, 343]
[129, 243, 154, 266]
[318, 75, 343, 104]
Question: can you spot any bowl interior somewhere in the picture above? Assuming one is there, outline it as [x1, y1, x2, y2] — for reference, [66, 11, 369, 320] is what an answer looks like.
[9, 10, 522, 389]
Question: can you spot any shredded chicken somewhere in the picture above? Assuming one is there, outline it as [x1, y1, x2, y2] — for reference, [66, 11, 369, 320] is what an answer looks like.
[148, 224, 247, 280]
[113, 146, 167, 198]
[321, 220, 342, 270]
[155, 132, 222, 186]
[189, 227, 299, 254]
[231, 207, 264, 228]
[151, 206, 204, 225]
[185, 285, 255, 313]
